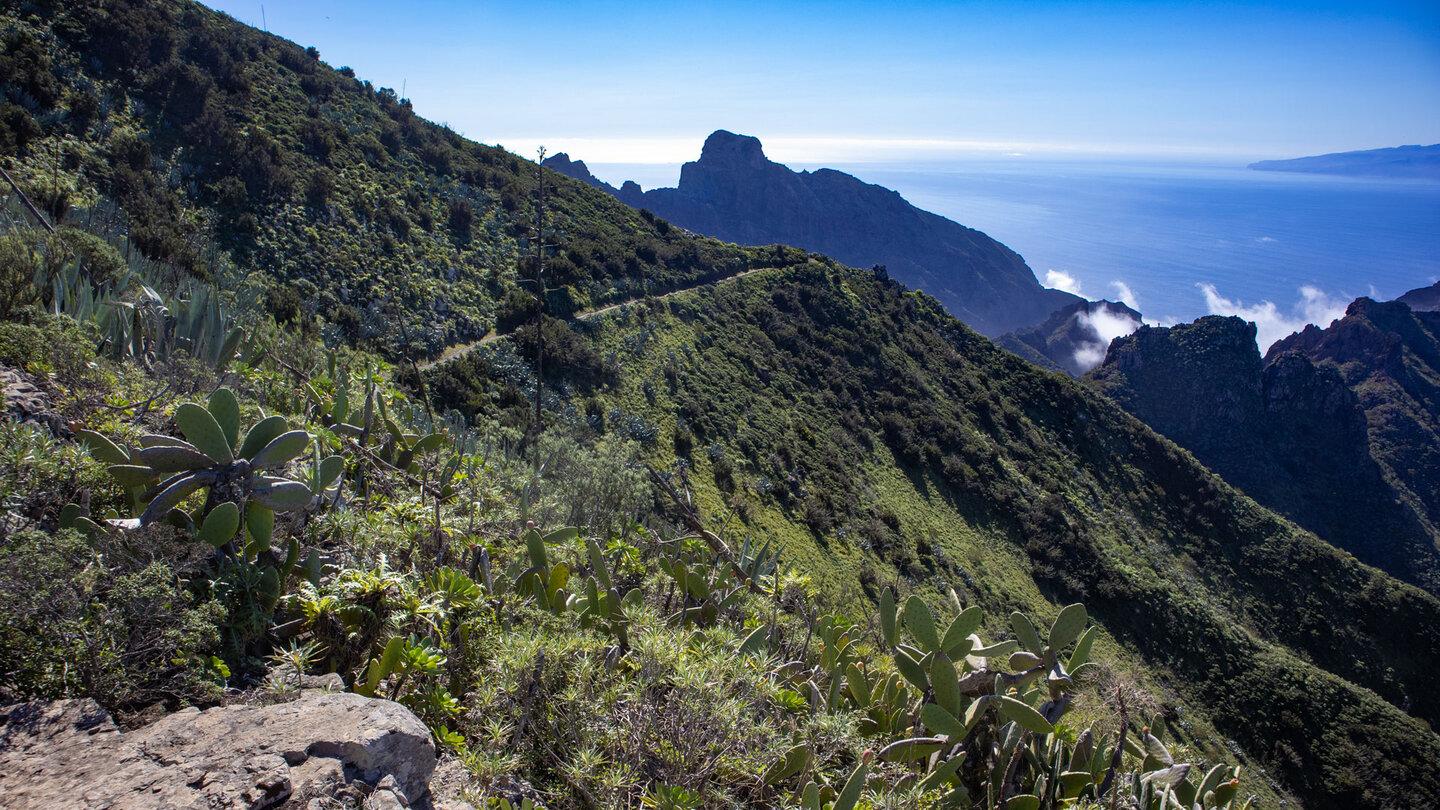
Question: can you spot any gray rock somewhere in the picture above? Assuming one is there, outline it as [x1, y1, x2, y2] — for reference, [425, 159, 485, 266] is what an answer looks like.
[1, 365, 68, 436]
[299, 672, 347, 692]
[0, 692, 435, 809]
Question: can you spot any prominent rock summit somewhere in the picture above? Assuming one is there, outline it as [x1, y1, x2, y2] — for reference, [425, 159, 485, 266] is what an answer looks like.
[0, 692, 437, 809]
[546, 130, 1080, 336]
[1088, 311, 1440, 595]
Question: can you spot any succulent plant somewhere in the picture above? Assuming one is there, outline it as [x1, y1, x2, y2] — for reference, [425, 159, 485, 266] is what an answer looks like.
[81, 387, 338, 551]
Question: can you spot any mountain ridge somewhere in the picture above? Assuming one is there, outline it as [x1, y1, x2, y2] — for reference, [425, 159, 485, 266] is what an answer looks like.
[1086, 313, 1440, 595]
[3, 1, 1439, 806]
[546, 130, 1082, 336]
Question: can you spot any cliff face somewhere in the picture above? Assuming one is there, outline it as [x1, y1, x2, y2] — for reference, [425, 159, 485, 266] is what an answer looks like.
[1268, 298, 1440, 552]
[546, 131, 1079, 336]
[1088, 314, 1440, 595]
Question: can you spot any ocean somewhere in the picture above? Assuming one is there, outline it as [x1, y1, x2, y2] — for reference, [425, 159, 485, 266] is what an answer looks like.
[588, 159, 1440, 349]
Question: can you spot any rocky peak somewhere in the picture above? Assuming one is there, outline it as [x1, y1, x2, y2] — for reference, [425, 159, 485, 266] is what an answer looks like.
[697, 129, 768, 168]
[1088, 311, 1440, 595]
[1087, 316, 1265, 459]
[541, 152, 616, 194]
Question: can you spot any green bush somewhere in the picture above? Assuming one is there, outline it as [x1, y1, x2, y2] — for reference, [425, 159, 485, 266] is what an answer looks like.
[0, 232, 43, 319]
[0, 528, 225, 711]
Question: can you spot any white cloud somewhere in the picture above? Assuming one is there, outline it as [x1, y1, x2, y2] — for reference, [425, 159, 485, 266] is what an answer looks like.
[1046, 270, 1083, 296]
[1199, 283, 1348, 353]
[1109, 281, 1138, 310]
[1072, 304, 1143, 372]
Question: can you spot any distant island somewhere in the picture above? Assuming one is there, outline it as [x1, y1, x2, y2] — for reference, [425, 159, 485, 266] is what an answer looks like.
[1249, 144, 1440, 179]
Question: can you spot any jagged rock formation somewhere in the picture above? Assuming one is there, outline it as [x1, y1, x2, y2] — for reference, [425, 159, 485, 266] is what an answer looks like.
[995, 299, 1143, 376]
[1088, 314, 1440, 594]
[0, 692, 437, 809]
[1268, 297, 1440, 559]
[545, 131, 1079, 336]
[541, 153, 617, 195]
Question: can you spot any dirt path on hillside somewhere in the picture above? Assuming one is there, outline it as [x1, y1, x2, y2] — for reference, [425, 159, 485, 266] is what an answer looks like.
[418, 266, 773, 371]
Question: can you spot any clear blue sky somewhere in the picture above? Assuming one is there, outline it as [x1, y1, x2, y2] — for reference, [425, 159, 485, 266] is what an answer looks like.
[201, 1, 1440, 164]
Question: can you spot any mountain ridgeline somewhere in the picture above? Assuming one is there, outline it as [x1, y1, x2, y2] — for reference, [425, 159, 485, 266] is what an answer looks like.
[544, 132, 1081, 336]
[1087, 312, 1440, 595]
[0, 0, 790, 359]
[3, 1, 1440, 807]
[425, 262, 1440, 808]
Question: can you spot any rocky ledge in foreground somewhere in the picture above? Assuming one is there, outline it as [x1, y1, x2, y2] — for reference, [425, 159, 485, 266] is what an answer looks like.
[0, 692, 436, 810]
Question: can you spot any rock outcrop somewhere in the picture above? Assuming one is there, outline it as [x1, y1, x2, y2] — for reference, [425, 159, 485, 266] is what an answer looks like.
[542, 153, 617, 195]
[2, 365, 69, 436]
[545, 131, 1080, 336]
[0, 692, 436, 809]
[1088, 312, 1440, 595]
[1268, 298, 1440, 559]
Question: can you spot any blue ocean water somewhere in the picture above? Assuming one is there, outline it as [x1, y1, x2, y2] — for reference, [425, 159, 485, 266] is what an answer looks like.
[591, 160, 1440, 339]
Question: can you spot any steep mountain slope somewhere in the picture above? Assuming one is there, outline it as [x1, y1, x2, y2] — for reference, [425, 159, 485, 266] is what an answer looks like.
[6, 1, 1440, 806]
[1268, 298, 1440, 546]
[1086, 311, 1440, 595]
[426, 265, 1440, 809]
[0, 0, 785, 357]
[1395, 279, 1439, 312]
[545, 131, 1080, 336]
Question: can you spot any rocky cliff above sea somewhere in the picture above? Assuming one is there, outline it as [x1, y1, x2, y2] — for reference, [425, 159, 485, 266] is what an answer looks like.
[545, 131, 1080, 336]
[1087, 309, 1440, 595]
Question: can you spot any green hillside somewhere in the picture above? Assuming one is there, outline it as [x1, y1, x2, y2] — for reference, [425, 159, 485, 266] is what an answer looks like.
[2, 1, 1438, 808]
[0, 0, 785, 356]
[424, 263, 1440, 809]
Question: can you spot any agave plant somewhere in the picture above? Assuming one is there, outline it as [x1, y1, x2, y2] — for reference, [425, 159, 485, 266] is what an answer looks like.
[80, 387, 342, 552]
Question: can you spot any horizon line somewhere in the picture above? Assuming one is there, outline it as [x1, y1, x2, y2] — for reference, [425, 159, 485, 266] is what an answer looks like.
[474, 134, 1400, 166]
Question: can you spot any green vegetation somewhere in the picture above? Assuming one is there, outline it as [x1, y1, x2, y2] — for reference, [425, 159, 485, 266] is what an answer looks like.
[0, 297, 1261, 808]
[1, 1, 1437, 807]
[1085, 315, 1440, 596]
[0, 0, 798, 357]
[426, 264, 1440, 808]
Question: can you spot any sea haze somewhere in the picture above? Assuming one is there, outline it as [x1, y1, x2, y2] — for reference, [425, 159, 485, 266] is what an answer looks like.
[591, 159, 1440, 345]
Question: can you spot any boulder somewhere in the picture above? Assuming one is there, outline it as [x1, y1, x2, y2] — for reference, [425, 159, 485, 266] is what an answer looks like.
[0, 692, 436, 809]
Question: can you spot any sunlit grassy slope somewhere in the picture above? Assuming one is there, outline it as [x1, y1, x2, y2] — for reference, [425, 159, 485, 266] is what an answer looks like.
[426, 263, 1440, 809]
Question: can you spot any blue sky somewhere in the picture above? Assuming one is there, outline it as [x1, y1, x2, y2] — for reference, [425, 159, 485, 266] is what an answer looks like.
[201, 1, 1440, 165]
